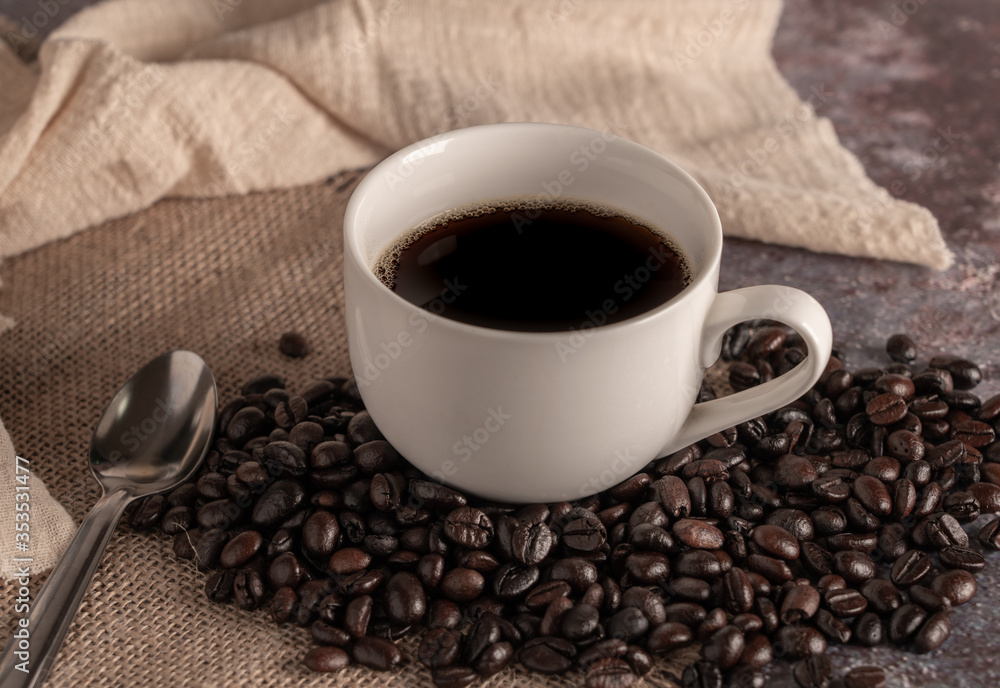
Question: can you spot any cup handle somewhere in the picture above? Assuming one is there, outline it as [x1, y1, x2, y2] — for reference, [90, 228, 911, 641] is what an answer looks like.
[660, 285, 833, 456]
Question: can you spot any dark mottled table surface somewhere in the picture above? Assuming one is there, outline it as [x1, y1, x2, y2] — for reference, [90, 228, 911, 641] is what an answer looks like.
[3, 0, 999, 685]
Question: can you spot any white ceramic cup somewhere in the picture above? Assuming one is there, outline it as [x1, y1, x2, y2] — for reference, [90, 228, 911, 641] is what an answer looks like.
[344, 123, 832, 503]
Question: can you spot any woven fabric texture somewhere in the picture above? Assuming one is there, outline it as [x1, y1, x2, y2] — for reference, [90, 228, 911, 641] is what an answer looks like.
[0, 174, 713, 687]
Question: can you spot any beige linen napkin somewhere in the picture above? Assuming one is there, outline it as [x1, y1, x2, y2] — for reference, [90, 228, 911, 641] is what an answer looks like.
[0, 420, 76, 578]
[0, 0, 953, 579]
[0, 0, 951, 267]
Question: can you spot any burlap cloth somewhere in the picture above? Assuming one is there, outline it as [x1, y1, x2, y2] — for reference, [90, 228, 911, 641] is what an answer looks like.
[0, 173, 709, 686]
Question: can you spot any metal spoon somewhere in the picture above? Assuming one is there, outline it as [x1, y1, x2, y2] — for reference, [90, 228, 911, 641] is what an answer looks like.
[0, 350, 217, 688]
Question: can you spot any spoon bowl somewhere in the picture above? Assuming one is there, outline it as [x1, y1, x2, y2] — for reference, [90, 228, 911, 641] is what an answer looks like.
[0, 350, 217, 688]
[90, 350, 217, 494]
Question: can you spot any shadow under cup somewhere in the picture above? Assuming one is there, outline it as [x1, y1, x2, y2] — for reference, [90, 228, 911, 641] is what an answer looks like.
[344, 123, 728, 503]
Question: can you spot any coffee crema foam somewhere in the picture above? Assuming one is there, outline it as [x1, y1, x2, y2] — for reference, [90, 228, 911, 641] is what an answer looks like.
[372, 199, 692, 291]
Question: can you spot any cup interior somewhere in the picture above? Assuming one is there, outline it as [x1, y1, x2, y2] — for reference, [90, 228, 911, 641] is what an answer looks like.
[345, 123, 722, 311]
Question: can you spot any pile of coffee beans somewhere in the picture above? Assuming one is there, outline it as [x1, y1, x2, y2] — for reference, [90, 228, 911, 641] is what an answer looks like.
[130, 329, 1000, 688]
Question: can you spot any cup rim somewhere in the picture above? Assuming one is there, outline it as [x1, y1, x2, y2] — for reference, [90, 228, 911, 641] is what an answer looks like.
[344, 122, 722, 340]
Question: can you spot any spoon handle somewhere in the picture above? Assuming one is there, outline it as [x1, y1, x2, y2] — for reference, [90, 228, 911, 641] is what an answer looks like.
[0, 487, 135, 688]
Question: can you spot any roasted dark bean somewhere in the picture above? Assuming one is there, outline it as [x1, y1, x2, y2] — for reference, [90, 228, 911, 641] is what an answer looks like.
[888, 604, 927, 643]
[886, 334, 917, 362]
[304, 645, 349, 672]
[844, 666, 886, 688]
[443, 507, 494, 549]
[352, 636, 402, 671]
[773, 624, 826, 659]
[702, 625, 744, 671]
[853, 612, 883, 646]
[823, 587, 868, 618]
[646, 622, 693, 652]
[511, 521, 554, 565]
[518, 636, 576, 674]
[930, 569, 977, 606]
[418, 628, 461, 669]
[219, 530, 262, 569]
[792, 654, 832, 688]
[914, 611, 952, 653]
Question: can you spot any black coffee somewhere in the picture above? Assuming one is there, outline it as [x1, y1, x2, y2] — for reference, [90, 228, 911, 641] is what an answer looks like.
[377, 203, 690, 331]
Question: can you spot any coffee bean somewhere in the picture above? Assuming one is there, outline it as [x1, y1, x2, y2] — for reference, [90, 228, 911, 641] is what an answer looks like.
[511, 521, 554, 565]
[251, 479, 305, 527]
[549, 557, 598, 592]
[918, 512, 969, 550]
[969, 481, 1000, 512]
[914, 610, 952, 653]
[823, 587, 868, 618]
[518, 636, 576, 674]
[774, 454, 819, 489]
[624, 552, 670, 585]
[226, 406, 268, 445]
[353, 440, 399, 474]
[444, 507, 494, 549]
[385, 572, 425, 625]
[304, 645, 349, 672]
[193, 528, 229, 570]
[310, 620, 350, 647]
[887, 334, 917, 362]
[563, 516, 607, 552]
[205, 569, 236, 603]
[844, 666, 886, 688]
[853, 612, 882, 646]
[773, 624, 826, 659]
[815, 609, 851, 643]
[721, 567, 755, 615]
[672, 518, 724, 549]
[681, 661, 723, 688]
[859, 578, 902, 615]
[930, 569, 977, 606]
[439, 567, 484, 602]
[646, 622, 693, 652]
[474, 640, 513, 677]
[419, 627, 461, 669]
[329, 547, 371, 575]
[952, 419, 995, 447]
[583, 657, 634, 688]
[607, 608, 649, 643]
[888, 604, 927, 643]
[233, 569, 265, 610]
[978, 516, 1000, 549]
[914, 368, 953, 395]
[730, 361, 761, 391]
[430, 665, 478, 688]
[780, 584, 820, 624]
[301, 510, 340, 559]
[939, 545, 985, 572]
[929, 354, 982, 390]
[352, 636, 402, 671]
[578, 639, 628, 668]
[751, 524, 800, 560]
[311, 441, 351, 469]
[493, 562, 540, 600]
[269, 586, 297, 624]
[623, 520, 670, 551]
[867, 393, 908, 425]
[341, 594, 372, 638]
[792, 654, 832, 688]
[428, 600, 462, 630]
[561, 603, 600, 641]
[219, 530, 262, 569]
